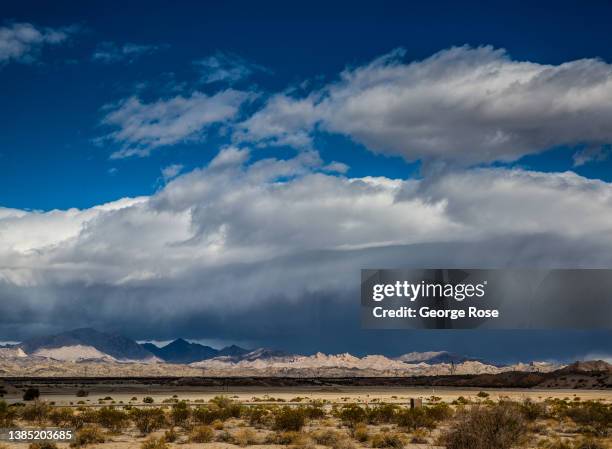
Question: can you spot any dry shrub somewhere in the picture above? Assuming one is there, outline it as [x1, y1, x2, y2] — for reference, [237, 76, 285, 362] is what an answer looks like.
[311, 428, 342, 445]
[189, 425, 214, 443]
[574, 438, 609, 449]
[70, 425, 105, 448]
[410, 428, 429, 444]
[211, 418, 224, 429]
[371, 432, 405, 448]
[21, 401, 51, 424]
[0, 400, 17, 427]
[272, 431, 310, 445]
[163, 428, 178, 442]
[140, 436, 168, 449]
[442, 402, 526, 449]
[352, 423, 369, 442]
[28, 443, 58, 449]
[48, 407, 74, 426]
[234, 428, 259, 446]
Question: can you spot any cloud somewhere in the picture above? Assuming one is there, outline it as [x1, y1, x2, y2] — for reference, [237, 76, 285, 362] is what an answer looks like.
[160, 164, 183, 182]
[237, 46, 612, 166]
[194, 51, 270, 84]
[100, 90, 254, 158]
[91, 41, 162, 64]
[0, 22, 74, 65]
[2, 149, 612, 350]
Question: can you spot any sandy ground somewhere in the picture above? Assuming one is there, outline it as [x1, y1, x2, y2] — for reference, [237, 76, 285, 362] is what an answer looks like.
[3, 385, 611, 406]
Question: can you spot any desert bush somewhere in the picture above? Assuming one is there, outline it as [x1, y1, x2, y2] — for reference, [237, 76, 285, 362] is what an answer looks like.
[394, 407, 436, 431]
[247, 405, 274, 426]
[96, 406, 128, 432]
[274, 406, 306, 431]
[539, 437, 573, 449]
[311, 428, 345, 446]
[48, 407, 74, 426]
[211, 418, 224, 429]
[0, 400, 17, 426]
[371, 432, 405, 448]
[441, 402, 526, 449]
[573, 438, 609, 449]
[70, 425, 105, 448]
[271, 431, 308, 445]
[23, 388, 40, 401]
[564, 401, 612, 436]
[21, 401, 51, 424]
[427, 402, 454, 421]
[170, 400, 191, 428]
[477, 391, 490, 398]
[304, 404, 326, 419]
[28, 443, 58, 449]
[234, 428, 259, 446]
[409, 428, 429, 444]
[143, 396, 154, 404]
[520, 398, 548, 422]
[368, 403, 398, 424]
[140, 436, 168, 449]
[130, 408, 166, 434]
[339, 404, 367, 427]
[163, 428, 178, 442]
[189, 425, 214, 443]
[352, 423, 369, 442]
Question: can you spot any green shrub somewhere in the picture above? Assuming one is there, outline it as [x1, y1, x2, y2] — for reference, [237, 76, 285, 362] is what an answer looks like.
[96, 406, 128, 432]
[130, 408, 166, 434]
[274, 406, 306, 431]
[142, 396, 154, 404]
[394, 407, 436, 431]
[339, 404, 367, 427]
[367, 404, 398, 424]
[170, 401, 191, 428]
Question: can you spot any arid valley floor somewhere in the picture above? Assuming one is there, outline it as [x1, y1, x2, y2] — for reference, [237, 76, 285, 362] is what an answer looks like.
[1, 378, 611, 449]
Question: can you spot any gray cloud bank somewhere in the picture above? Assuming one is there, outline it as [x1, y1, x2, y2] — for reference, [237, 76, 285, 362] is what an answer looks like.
[1, 148, 612, 360]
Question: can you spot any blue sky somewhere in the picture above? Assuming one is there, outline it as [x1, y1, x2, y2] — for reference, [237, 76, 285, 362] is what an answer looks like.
[1, 1, 612, 362]
[3, 0, 612, 210]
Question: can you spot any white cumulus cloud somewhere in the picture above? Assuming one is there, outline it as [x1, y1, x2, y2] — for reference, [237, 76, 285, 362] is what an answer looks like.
[237, 46, 612, 166]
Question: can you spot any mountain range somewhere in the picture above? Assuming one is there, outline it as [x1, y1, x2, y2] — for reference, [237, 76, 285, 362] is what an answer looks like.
[0, 327, 583, 378]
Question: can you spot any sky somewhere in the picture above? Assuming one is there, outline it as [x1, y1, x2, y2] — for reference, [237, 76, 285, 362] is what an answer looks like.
[1, 0, 612, 363]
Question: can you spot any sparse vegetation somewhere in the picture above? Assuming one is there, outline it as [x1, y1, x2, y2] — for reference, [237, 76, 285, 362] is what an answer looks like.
[0, 385, 609, 449]
[442, 402, 527, 449]
[189, 424, 214, 442]
[140, 436, 168, 449]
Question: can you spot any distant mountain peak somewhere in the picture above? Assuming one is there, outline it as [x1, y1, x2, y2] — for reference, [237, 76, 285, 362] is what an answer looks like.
[20, 328, 156, 362]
